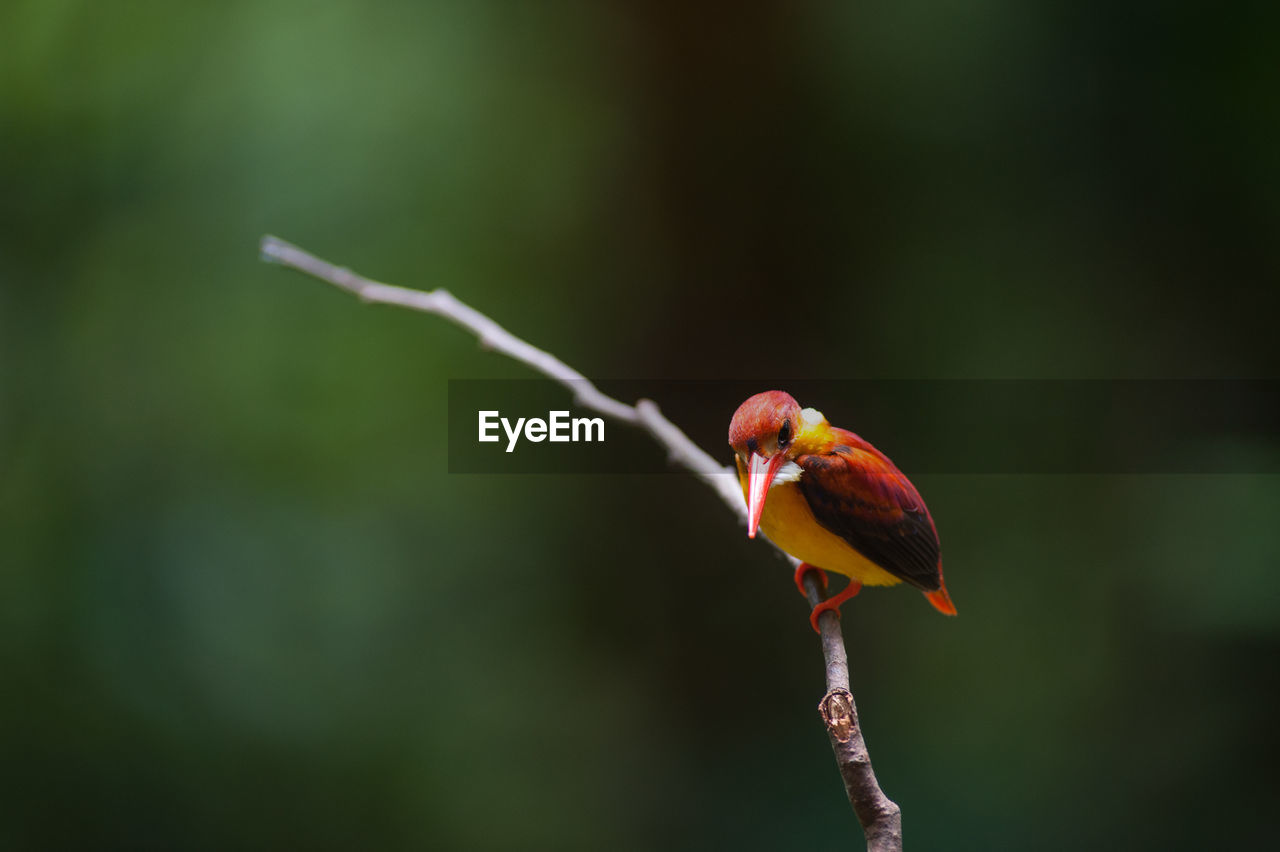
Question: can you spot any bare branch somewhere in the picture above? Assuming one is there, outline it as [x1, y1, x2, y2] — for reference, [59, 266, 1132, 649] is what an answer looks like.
[260, 234, 903, 850]
[803, 574, 904, 850]
[260, 236, 641, 424]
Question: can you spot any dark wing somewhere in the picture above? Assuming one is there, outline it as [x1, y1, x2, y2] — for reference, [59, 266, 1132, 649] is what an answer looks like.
[797, 430, 942, 591]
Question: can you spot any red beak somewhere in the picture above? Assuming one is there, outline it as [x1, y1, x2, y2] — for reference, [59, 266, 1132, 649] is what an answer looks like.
[746, 452, 788, 539]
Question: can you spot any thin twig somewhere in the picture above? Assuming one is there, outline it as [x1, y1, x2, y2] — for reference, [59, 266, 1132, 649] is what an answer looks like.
[803, 574, 904, 850]
[260, 234, 903, 850]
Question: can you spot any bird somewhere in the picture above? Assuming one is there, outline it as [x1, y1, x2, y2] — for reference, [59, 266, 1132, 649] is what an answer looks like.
[728, 390, 957, 632]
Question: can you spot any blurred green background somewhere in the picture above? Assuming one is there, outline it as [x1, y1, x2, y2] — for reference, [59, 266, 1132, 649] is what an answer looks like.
[3, 1, 1278, 849]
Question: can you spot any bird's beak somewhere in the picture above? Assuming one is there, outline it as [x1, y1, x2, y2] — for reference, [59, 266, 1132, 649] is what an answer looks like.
[746, 451, 788, 539]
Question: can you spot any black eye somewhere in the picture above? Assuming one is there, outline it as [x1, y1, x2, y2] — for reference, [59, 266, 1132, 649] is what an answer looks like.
[777, 419, 791, 447]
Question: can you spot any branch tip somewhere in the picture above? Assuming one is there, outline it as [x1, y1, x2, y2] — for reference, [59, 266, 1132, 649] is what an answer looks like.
[259, 235, 285, 264]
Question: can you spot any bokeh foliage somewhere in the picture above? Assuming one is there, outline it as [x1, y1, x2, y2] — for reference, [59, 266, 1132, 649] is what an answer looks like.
[2, 1, 1277, 849]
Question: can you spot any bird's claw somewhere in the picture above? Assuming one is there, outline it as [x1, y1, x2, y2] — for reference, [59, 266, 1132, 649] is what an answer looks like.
[793, 562, 828, 597]
[807, 580, 863, 633]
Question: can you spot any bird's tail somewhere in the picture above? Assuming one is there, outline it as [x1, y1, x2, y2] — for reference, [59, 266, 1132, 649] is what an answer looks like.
[925, 584, 958, 616]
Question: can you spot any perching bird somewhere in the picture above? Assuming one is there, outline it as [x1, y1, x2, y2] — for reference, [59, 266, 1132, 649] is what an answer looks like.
[729, 390, 957, 631]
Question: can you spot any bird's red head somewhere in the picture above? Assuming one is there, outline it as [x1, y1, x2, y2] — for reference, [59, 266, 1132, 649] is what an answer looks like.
[728, 391, 808, 539]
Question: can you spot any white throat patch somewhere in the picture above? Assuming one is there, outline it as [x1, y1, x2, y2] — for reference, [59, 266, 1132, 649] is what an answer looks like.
[771, 460, 804, 487]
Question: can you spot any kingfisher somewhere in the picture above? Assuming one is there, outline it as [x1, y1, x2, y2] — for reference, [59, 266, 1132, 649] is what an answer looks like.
[729, 390, 957, 632]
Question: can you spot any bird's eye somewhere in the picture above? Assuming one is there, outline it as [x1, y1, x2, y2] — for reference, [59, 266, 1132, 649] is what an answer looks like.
[778, 419, 792, 447]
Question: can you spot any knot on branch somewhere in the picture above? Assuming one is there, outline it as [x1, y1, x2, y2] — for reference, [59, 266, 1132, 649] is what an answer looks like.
[819, 688, 857, 743]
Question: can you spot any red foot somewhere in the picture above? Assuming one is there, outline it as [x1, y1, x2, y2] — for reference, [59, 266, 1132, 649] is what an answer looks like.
[793, 562, 828, 597]
[809, 580, 863, 633]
